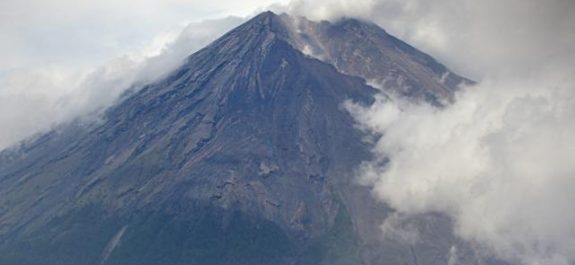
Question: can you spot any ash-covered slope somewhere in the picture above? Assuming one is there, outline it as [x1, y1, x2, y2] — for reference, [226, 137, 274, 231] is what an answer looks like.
[0, 11, 495, 265]
[278, 14, 471, 104]
[0, 12, 376, 265]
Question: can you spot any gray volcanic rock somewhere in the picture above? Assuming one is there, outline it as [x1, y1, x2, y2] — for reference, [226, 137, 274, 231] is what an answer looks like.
[0, 11, 501, 265]
[278, 14, 472, 104]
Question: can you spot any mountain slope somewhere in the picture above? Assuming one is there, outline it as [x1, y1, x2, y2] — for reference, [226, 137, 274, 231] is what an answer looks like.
[0, 12, 375, 265]
[0, 11, 492, 265]
[277, 14, 471, 104]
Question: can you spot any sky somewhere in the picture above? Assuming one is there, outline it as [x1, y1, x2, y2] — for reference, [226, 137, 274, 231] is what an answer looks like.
[1, 1, 575, 265]
[0, 0, 282, 149]
[0, 0, 282, 70]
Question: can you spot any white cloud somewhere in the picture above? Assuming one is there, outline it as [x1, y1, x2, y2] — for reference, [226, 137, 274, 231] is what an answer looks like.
[275, 0, 377, 21]
[0, 11, 245, 150]
[0, 59, 136, 150]
[280, 0, 575, 80]
[0, 0, 282, 151]
[340, 1, 575, 264]
[349, 67, 575, 265]
[0, 0, 279, 71]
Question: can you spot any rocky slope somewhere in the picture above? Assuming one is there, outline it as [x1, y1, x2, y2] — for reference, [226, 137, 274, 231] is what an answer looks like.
[277, 14, 472, 104]
[0, 11, 499, 265]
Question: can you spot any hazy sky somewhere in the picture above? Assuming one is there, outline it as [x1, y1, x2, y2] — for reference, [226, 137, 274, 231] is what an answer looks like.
[0, 0, 282, 72]
[2, 0, 573, 148]
[1, 1, 575, 264]
[0, 0, 282, 150]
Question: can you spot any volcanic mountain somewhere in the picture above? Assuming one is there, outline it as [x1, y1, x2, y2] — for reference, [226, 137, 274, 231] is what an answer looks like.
[0, 11, 491, 265]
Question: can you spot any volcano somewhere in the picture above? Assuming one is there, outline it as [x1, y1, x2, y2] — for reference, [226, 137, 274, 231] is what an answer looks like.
[0, 11, 492, 265]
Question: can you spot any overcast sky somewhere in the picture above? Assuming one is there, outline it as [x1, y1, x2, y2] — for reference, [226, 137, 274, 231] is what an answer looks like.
[1, 1, 575, 264]
[0, 0, 285, 150]
[0, 0, 283, 72]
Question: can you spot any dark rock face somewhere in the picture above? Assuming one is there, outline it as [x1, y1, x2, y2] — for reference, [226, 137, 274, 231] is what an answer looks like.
[0, 11, 498, 265]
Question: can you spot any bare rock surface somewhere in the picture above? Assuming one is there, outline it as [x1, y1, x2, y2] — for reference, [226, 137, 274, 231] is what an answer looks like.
[0, 11, 505, 265]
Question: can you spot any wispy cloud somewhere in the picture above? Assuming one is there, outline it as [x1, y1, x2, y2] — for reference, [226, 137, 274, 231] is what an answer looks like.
[0, 11, 244, 150]
[0, 0, 283, 151]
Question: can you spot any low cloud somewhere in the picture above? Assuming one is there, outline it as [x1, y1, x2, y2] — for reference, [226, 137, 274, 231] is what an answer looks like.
[0, 16, 243, 150]
[278, 0, 575, 80]
[348, 67, 575, 264]
[339, 0, 575, 264]
[0, 0, 276, 151]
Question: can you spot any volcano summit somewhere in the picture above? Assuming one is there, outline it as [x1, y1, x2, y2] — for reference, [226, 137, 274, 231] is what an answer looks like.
[0, 11, 490, 265]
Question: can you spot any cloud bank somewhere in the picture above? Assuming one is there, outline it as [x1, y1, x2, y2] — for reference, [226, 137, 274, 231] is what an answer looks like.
[349, 69, 575, 265]
[332, 0, 575, 264]
[280, 0, 575, 80]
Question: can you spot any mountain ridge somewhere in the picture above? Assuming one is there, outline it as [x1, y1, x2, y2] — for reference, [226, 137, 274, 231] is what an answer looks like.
[274, 12, 471, 103]
[0, 11, 377, 262]
[0, 11, 494, 265]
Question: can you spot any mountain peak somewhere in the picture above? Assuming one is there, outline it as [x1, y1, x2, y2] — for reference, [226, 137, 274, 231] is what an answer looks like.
[243, 10, 280, 29]
[182, 11, 289, 63]
[0, 11, 478, 265]
[270, 13, 470, 103]
[253, 10, 278, 20]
